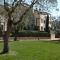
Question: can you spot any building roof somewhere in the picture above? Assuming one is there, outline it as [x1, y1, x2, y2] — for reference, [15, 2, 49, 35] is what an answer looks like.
[33, 9, 51, 15]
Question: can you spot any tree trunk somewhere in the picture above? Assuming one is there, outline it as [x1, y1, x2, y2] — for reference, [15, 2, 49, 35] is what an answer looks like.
[14, 36, 17, 41]
[14, 25, 19, 41]
[2, 31, 9, 53]
[0, 13, 12, 54]
[14, 30, 17, 41]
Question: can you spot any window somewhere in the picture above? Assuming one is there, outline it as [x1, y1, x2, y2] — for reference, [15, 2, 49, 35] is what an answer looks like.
[41, 26, 43, 31]
[41, 19, 43, 23]
[1, 25, 3, 30]
[44, 20, 45, 23]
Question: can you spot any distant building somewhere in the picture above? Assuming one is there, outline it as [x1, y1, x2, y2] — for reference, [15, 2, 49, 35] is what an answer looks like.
[0, 15, 8, 31]
[33, 9, 52, 31]
[0, 5, 8, 31]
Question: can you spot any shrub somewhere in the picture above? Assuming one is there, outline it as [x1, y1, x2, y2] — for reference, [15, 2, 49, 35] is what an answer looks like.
[11, 31, 50, 37]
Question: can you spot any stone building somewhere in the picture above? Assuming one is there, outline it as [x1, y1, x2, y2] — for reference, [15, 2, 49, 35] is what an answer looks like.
[0, 5, 8, 32]
[33, 9, 52, 31]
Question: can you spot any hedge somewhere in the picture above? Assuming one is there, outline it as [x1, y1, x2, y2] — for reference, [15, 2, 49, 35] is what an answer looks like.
[11, 31, 50, 37]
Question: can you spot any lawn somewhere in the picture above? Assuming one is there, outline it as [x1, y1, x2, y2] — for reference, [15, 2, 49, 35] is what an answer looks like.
[0, 40, 60, 60]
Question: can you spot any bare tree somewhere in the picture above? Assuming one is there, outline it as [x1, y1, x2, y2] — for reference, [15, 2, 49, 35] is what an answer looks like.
[0, 0, 37, 54]
[0, 0, 57, 54]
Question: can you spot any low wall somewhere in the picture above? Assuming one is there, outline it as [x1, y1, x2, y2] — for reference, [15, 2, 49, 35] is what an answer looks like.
[55, 34, 60, 38]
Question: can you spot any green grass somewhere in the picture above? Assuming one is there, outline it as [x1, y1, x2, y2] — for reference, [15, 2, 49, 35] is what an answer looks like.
[0, 41, 60, 60]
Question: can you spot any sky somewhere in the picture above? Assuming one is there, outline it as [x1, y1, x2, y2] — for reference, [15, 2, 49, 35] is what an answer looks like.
[51, 0, 60, 17]
[25, 0, 60, 17]
[25, 0, 32, 4]
[0, 0, 60, 17]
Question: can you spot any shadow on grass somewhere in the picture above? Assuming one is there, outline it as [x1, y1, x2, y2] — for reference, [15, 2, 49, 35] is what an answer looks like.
[44, 40, 60, 44]
[51, 40, 60, 44]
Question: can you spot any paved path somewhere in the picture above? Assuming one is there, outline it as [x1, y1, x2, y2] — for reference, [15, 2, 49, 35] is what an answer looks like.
[0, 37, 59, 41]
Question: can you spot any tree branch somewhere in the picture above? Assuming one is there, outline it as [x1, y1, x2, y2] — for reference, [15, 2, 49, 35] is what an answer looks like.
[13, 0, 37, 25]
[4, 0, 10, 12]
[11, 0, 22, 13]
